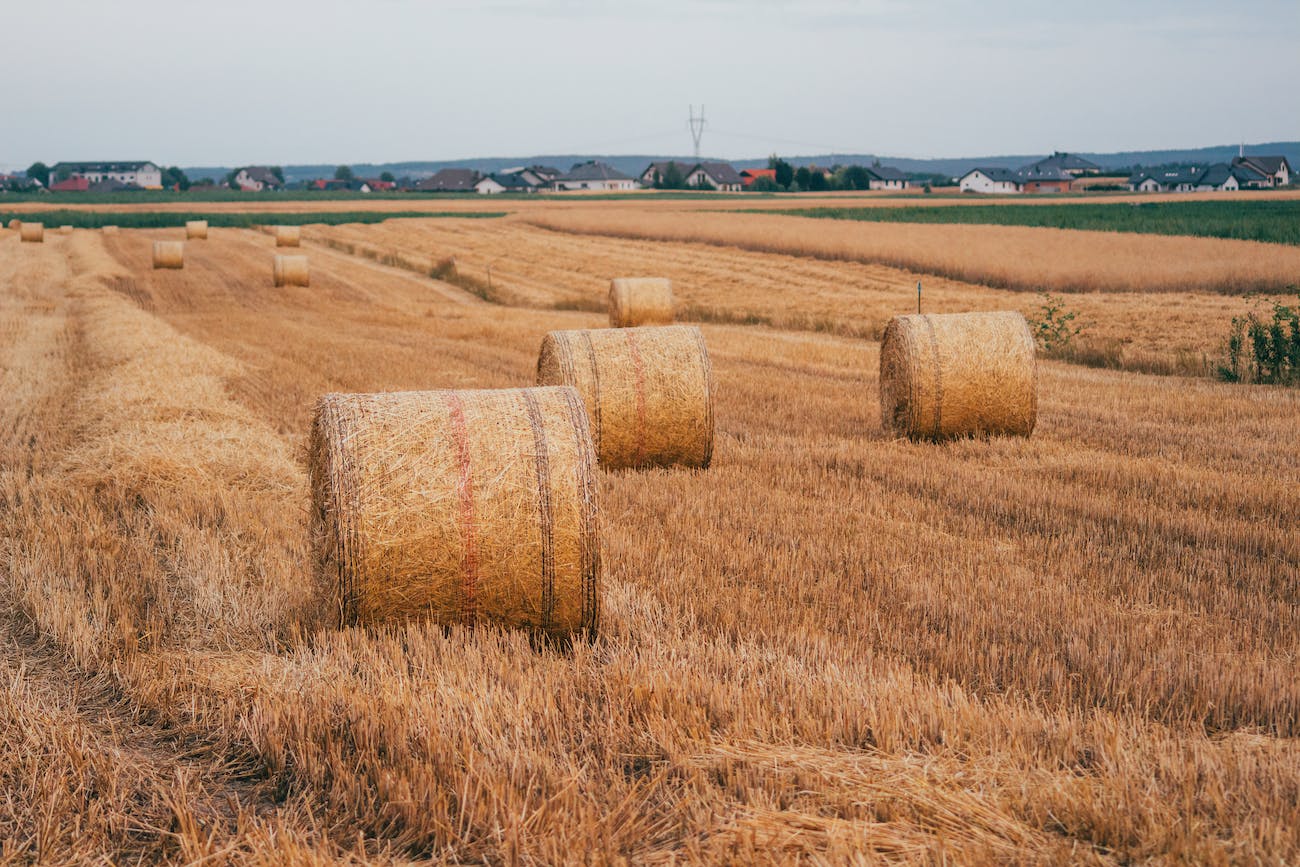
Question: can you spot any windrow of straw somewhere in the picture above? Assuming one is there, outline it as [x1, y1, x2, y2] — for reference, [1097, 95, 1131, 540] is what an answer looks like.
[152, 241, 185, 270]
[274, 255, 310, 287]
[609, 277, 674, 327]
[20, 222, 44, 243]
[537, 324, 713, 470]
[275, 225, 302, 247]
[880, 311, 1037, 440]
[309, 387, 600, 640]
[186, 220, 209, 240]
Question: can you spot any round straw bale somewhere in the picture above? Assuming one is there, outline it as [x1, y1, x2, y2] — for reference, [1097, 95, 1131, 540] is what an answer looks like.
[273, 254, 310, 287]
[609, 277, 673, 327]
[152, 240, 185, 269]
[59, 225, 74, 235]
[309, 387, 600, 638]
[537, 324, 713, 470]
[275, 225, 301, 247]
[7, 219, 20, 231]
[101, 225, 119, 234]
[879, 311, 1037, 440]
[185, 220, 208, 240]
[20, 222, 44, 243]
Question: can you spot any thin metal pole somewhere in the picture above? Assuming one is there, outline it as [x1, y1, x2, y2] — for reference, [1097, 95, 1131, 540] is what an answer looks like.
[917, 281, 922, 314]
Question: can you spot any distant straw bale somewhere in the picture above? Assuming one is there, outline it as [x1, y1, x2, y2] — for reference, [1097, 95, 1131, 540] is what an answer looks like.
[186, 220, 209, 240]
[20, 222, 43, 243]
[101, 225, 119, 234]
[275, 225, 302, 247]
[59, 225, 74, 235]
[6, 219, 19, 231]
[609, 277, 674, 327]
[537, 324, 713, 470]
[880, 311, 1037, 440]
[152, 241, 185, 270]
[309, 387, 600, 639]
[274, 255, 310, 287]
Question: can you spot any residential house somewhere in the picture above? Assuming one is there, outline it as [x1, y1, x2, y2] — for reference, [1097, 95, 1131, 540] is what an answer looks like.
[50, 160, 162, 189]
[685, 162, 744, 191]
[552, 161, 638, 192]
[639, 161, 693, 187]
[516, 165, 560, 186]
[474, 175, 508, 194]
[739, 168, 777, 188]
[358, 178, 397, 192]
[49, 176, 91, 192]
[233, 166, 283, 191]
[413, 168, 482, 192]
[1016, 164, 1073, 193]
[863, 166, 910, 191]
[958, 167, 1023, 194]
[1232, 155, 1291, 187]
[311, 178, 353, 191]
[1126, 163, 1257, 192]
[1026, 152, 1101, 177]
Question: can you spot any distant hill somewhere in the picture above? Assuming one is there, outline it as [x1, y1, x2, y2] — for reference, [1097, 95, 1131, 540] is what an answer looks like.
[181, 142, 1300, 184]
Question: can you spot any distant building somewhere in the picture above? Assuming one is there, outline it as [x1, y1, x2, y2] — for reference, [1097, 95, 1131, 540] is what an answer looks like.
[49, 176, 91, 192]
[1126, 163, 1266, 192]
[552, 161, 638, 192]
[412, 168, 482, 192]
[639, 161, 693, 187]
[739, 168, 777, 188]
[1016, 164, 1073, 193]
[50, 160, 162, 189]
[1232, 155, 1291, 187]
[1025, 152, 1101, 177]
[958, 167, 1023, 194]
[233, 166, 283, 191]
[685, 162, 744, 191]
[358, 178, 397, 192]
[863, 166, 910, 191]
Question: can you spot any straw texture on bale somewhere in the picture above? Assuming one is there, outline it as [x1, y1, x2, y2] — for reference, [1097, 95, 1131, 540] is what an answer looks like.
[275, 225, 302, 247]
[274, 255, 310, 287]
[58, 225, 73, 235]
[20, 222, 43, 243]
[309, 387, 600, 639]
[609, 277, 674, 327]
[537, 324, 713, 470]
[880, 311, 1037, 440]
[6, 219, 19, 231]
[185, 220, 209, 240]
[152, 241, 185, 270]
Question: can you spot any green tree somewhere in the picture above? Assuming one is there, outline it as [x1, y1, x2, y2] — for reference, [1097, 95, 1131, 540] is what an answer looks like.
[225, 169, 240, 190]
[840, 165, 872, 190]
[271, 166, 286, 183]
[380, 171, 396, 183]
[162, 166, 190, 190]
[806, 170, 829, 192]
[768, 155, 793, 189]
[334, 165, 354, 181]
[794, 166, 812, 190]
[659, 162, 687, 190]
[748, 176, 780, 193]
[26, 161, 50, 187]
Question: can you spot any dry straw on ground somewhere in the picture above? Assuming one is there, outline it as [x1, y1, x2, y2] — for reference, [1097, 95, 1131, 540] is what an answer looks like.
[20, 222, 43, 243]
[880, 311, 1037, 440]
[59, 225, 74, 235]
[152, 240, 184, 270]
[309, 387, 600, 639]
[609, 277, 674, 327]
[537, 324, 714, 470]
[275, 225, 302, 247]
[273, 254, 310, 287]
[185, 220, 209, 240]
[101, 225, 118, 234]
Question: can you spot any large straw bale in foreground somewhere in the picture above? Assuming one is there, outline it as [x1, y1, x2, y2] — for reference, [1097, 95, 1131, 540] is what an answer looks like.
[609, 277, 674, 327]
[274, 255, 310, 287]
[309, 387, 600, 639]
[537, 324, 713, 470]
[152, 241, 184, 269]
[275, 225, 301, 247]
[20, 223, 44, 243]
[880, 311, 1037, 440]
[186, 220, 208, 240]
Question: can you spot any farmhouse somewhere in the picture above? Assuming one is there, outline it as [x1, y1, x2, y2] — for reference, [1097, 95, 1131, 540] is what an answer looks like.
[51, 160, 162, 189]
[234, 166, 282, 191]
[1232, 155, 1291, 187]
[864, 166, 910, 190]
[553, 161, 639, 192]
[958, 167, 1023, 194]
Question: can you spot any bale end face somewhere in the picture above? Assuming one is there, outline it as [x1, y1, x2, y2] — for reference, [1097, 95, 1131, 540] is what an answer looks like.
[6, 219, 20, 231]
[880, 311, 1037, 441]
[537, 324, 714, 470]
[20, 223, 44, 243]
[609, 277, 674, 328]
[152, 241, 185, 269]
[58, 225, 74, 235]
[275, 226, 302, 247]
[273, 255, 310, 287]
[185, 220, 209, 240]
[309, 387, 601, 640]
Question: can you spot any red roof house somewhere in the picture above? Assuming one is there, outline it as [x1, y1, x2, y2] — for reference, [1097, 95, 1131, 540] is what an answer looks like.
[50, 176, 91, 192]
[739, 168, 777, 187]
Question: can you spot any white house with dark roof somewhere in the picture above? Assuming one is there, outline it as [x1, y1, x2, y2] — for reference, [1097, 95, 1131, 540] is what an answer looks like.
[233, 166, 282, 191]
[864, 166, 910, 190]
[1026, 152, 1101, 177]
[553, 161, 639, 192]
[51, 160, 162, 189]
[685, 162, 743, 191]
[958, 167, 1023, 194]
[1232, 155, 1291, 187]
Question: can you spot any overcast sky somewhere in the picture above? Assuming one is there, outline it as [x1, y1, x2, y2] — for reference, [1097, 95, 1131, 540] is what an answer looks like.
[3, 0, 1297, 169]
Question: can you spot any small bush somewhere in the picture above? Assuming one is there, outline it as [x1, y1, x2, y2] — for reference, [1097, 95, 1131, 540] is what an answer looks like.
[1218, 296, 1300, 385]
[1028, 293, 1084, 353]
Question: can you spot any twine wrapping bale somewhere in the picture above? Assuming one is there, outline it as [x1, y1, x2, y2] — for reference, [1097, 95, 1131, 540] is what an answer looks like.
[309, 387, 600, 638]
[273, 254, 310, 287]
[275, 225, 301, 247]
[185, 220, 209, 240]
[20, 222, 43, 243]
[59, 225, 74, 235]
[536, 324, 713, 470]
[609, 277, 674, 328]
[879, 311, 1037, 440]
[152, 241, 185, 269]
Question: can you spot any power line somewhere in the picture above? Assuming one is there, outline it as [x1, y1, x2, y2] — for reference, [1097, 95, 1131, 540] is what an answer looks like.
[688, 105, 707, 159]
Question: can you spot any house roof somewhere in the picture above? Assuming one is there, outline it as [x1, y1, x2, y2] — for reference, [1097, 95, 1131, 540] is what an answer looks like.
[865, 166, 908, 182]
[51, 161, 157, 173]
[739, 168, 776, 178]
[694, 162, 744, 185]
[50, 176, 91, 192]
[415, 168, 482, 191]
[1017, 165, 1072, 182]
[1030, 152, 1101, 172]
[239, 166, 281, 186]
[641, 161, 692, 178]
[1232, 164, 1270, 184]
[962, 167, 1021, 183]
[1198, 164, 1236, 187]
[486, 173, 532, 190]
[556, 161, 633, 182]
[1234, 155, 1291, 175]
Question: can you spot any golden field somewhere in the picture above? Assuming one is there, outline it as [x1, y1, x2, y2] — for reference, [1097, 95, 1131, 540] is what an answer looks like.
[0, 215, 1297, 863]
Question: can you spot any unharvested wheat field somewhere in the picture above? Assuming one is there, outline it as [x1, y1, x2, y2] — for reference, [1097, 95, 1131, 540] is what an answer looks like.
[0, 216, 1297, 863]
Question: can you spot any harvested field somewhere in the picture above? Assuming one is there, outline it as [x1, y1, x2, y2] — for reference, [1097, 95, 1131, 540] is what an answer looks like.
[0, 221, 1296, 862]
